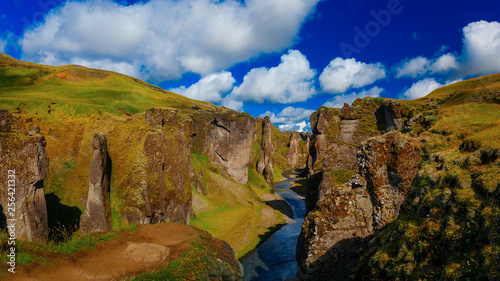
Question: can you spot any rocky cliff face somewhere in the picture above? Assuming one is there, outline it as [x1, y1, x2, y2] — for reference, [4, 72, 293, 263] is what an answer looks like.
[297, 132, 421, 280]
[287, 131, 310, 169]
[0, 110, 49, 241]
[121, 108, 192, 225]
[256, 116, 274, 186]
[305, 101, 377, 214]
[192, 111, 255, 184]
[80, 132, 111, 234]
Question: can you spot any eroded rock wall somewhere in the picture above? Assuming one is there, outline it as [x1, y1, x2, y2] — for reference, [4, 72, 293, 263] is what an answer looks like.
[192, 112, 255, 184]
[297, 132, 421, 280]
[287, 132, 310, 169]
[121, 108, 192, 225]
[0, 110, 49, 241]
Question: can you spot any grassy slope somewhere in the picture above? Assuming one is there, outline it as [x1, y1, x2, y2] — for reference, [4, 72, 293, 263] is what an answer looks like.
[0, 54, 286, 260]
[189, 153, 286, 258]
[0, 53, 216, 118]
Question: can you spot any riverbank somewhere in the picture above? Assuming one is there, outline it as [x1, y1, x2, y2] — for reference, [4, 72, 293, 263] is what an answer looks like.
[240, 173, 306, 280]
[190, 173, 294, 258]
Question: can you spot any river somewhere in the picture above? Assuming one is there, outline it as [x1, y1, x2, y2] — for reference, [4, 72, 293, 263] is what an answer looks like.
[240, 173, 306, 281]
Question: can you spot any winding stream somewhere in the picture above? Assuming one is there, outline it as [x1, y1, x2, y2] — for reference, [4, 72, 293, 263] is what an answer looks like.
[240, 173, 305, 281]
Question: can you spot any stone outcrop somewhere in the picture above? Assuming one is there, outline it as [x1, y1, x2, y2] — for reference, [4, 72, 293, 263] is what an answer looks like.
[121, 108, 192, 225]
[123, 243, 170, 263]
[256, 116, 274, 186]
[304, 99, 413, 213]
[205, 113, 255, 184]
[145, 108, 178, 128]
[382, 100, 409, 132]
[0, 110, 49, 241]
[80, 132, 112, 234]
[297, 132, 422, 280]
[287, 131, 310, 169]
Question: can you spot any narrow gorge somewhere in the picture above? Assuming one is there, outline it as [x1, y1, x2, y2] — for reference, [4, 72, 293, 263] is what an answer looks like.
[1, 54, 499, 280]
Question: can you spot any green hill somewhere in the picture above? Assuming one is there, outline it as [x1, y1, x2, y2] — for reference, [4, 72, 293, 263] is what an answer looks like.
[0, 53, 217, 118]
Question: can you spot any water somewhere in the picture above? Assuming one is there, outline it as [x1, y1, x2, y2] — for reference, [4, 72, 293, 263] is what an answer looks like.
[240, 174, 306, 281]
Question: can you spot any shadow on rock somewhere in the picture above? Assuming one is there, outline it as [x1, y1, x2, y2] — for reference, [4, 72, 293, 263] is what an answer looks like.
[45, 193, 82, 241]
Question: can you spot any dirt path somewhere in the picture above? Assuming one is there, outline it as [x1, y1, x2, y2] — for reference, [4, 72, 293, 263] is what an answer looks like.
[10, 223, 199, 281]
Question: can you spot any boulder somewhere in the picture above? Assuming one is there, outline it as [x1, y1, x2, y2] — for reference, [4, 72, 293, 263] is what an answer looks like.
[123, 243, 170, 263]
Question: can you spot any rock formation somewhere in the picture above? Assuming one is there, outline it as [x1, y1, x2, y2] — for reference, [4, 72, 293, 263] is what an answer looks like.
[257, 116, 274, 186]
[287, 131, 310, 169]
[0, 110, 49, 241]
[80, 132, 111, 234]
[205, 113, 255, 184]
[297, 132, 421, 280]
[145, 107, 178, 128]
[120, 108, 192, 225]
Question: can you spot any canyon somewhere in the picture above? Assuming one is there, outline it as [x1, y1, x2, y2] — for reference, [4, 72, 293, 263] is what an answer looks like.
[0, 53, 499, 280]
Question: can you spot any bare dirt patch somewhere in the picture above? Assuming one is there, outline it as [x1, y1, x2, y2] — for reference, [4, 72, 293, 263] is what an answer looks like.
[8, 223, 199, 281]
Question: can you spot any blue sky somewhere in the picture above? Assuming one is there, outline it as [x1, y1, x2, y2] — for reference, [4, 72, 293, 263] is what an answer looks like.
[1, 0, 500, 131]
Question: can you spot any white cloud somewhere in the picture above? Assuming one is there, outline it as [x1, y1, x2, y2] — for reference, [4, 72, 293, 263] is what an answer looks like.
[221, 97, 244, 112]
[20, 0, 320, 81]
[430, 53, 460, 73]
[259, 106, 314, 132]
[395, 54, 459, 78]
[401, 78, 443, 100]
[279, 121, 310, 132]
[230, 50, 317, 103]
[170, 71, 235, 103]
[0, 38, 6, 53]
[395, 56, 430, 78]
[395, 21, 500, 80]
[323, 86, 384, 108]
[319, 58, 386, 94]
[260, 106, 315, 124]
[461, 20, 500, 76]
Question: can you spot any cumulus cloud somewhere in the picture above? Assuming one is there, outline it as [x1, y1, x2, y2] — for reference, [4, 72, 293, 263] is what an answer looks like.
[319, 58, 386, 94]
[260, 106, 314, 124]
[260, 106, 314, 132]
[170, 71, 235, 103]
[401, 78, 443, 100]
[395, 54, 459, 78]
[230, 50, 317, 103]
[323, 86, 384, 108]
[0, 38, 6, 53]
[395, 56, 430, 78]
[395, 21, 500, 80]
[279, 121, 310, 132]
[461, 20, 500, 76]
[20, 0, 320, 81]
[430, 53, 460, 73]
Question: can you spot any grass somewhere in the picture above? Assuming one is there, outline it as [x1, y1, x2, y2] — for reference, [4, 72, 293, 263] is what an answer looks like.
[327, 169, 358, 186]
[190, 152, 286, 258]
[128, 235, 237, 281]
[190, 204, 283, 258]
[0, 54, 215, 118]
[432, 103, 500, 149]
